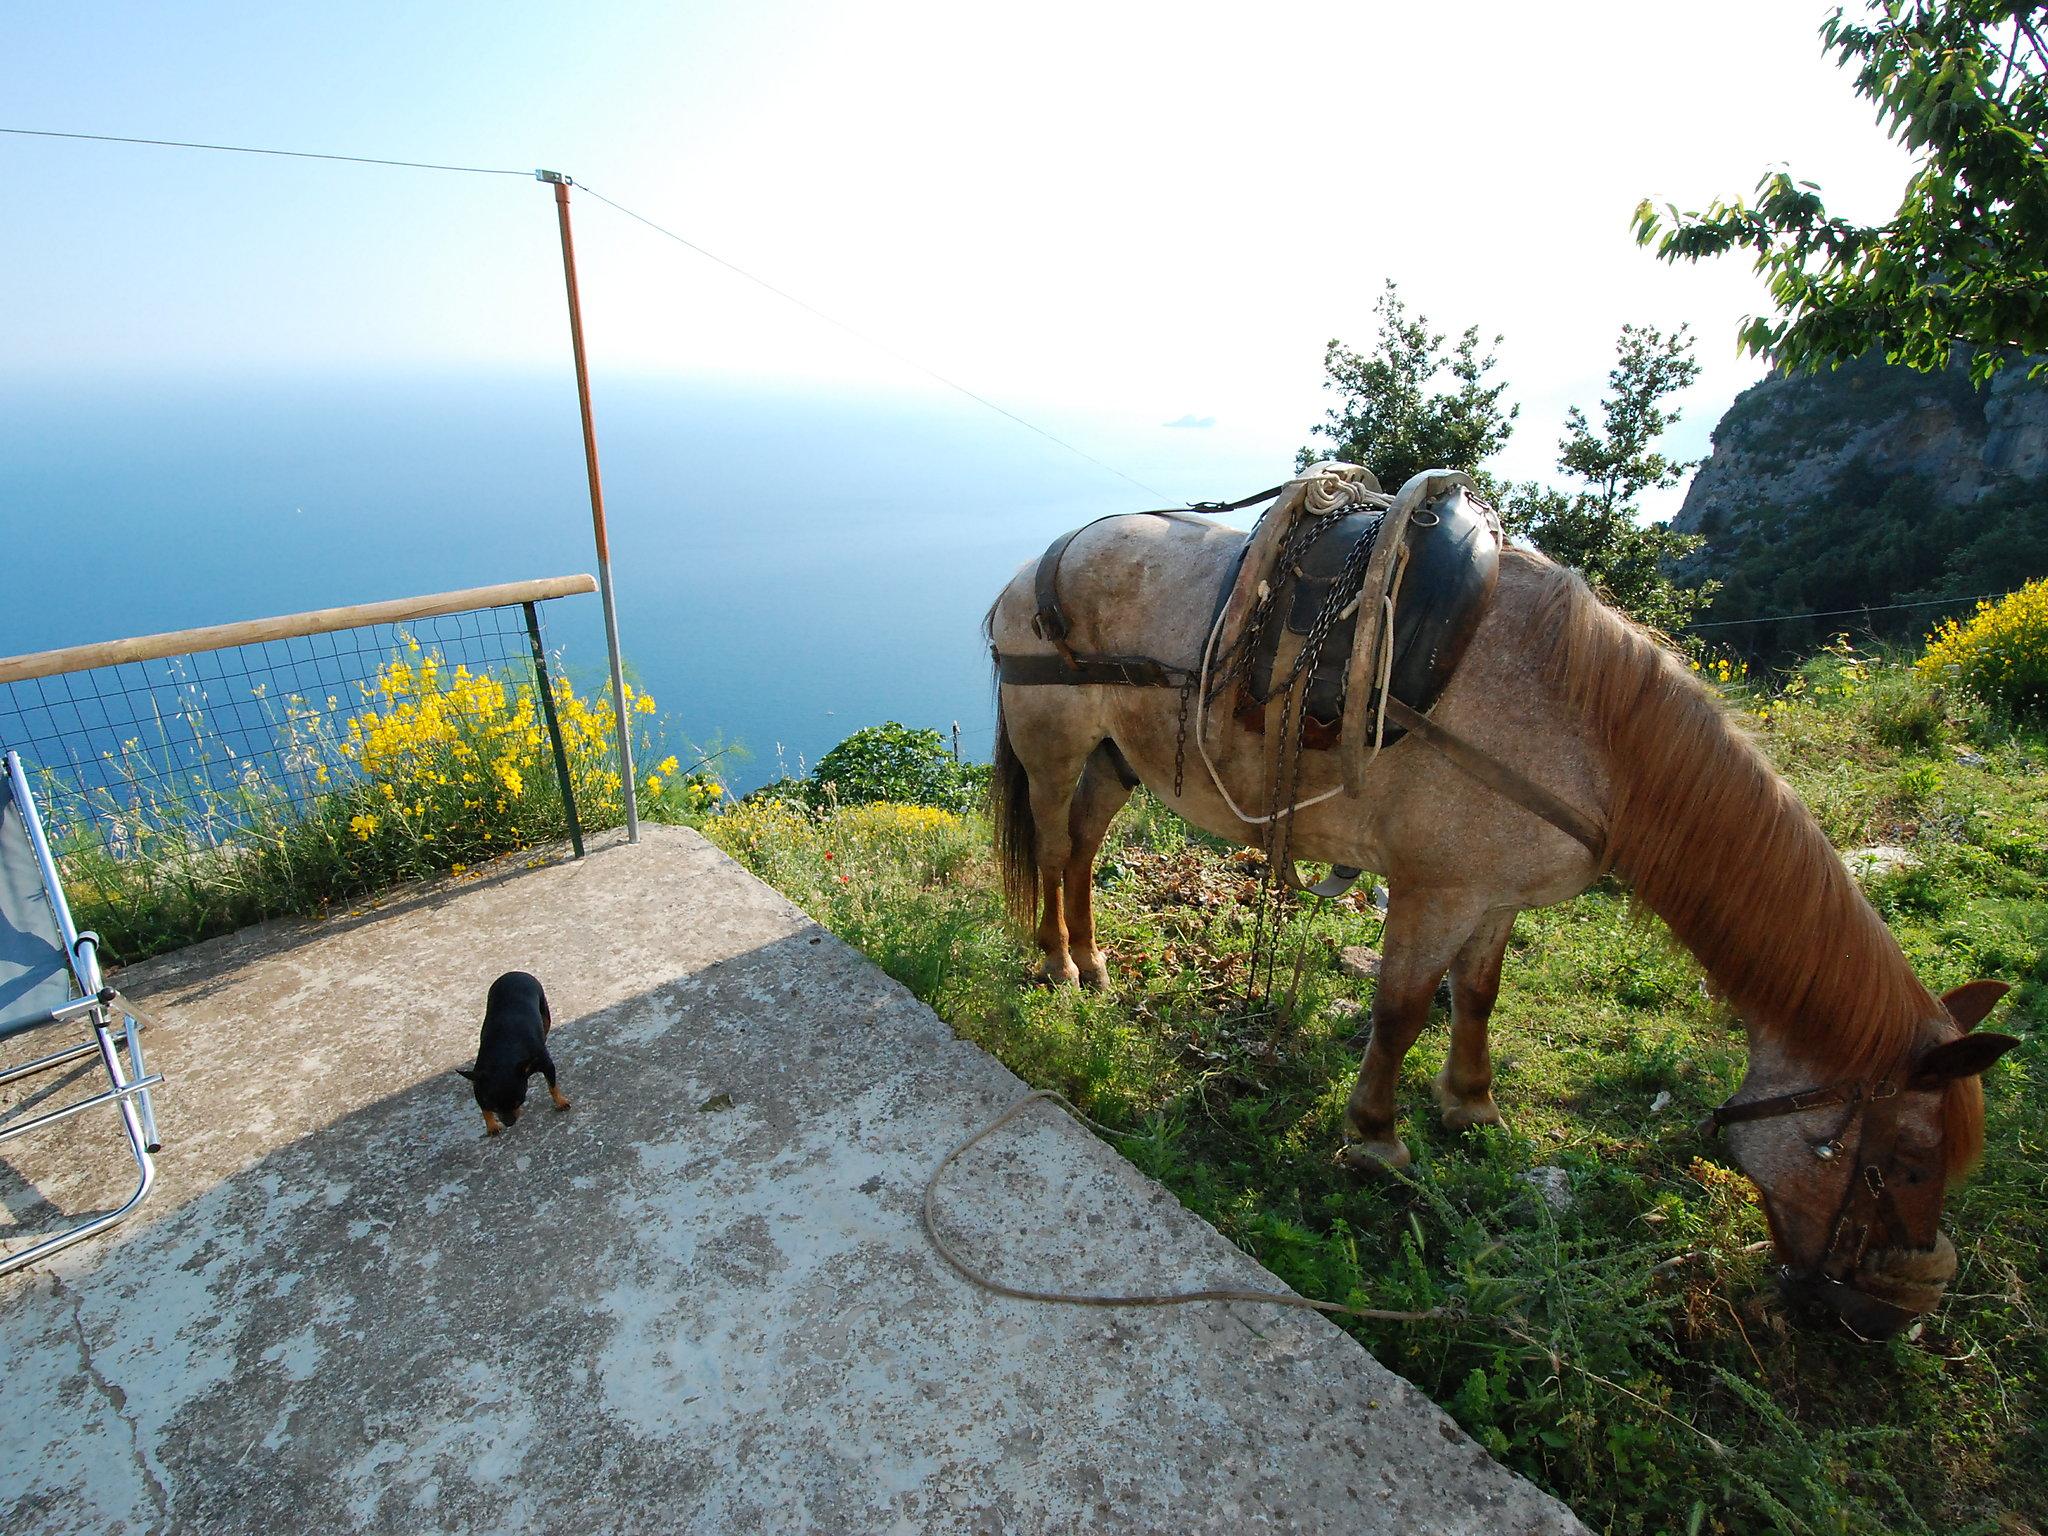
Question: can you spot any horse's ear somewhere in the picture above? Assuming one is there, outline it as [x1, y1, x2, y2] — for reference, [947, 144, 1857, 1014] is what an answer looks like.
[1913, 1032, 2021, 1087]
[454, 1066, 477, 1083]
[1940, 980, 2012, 1033]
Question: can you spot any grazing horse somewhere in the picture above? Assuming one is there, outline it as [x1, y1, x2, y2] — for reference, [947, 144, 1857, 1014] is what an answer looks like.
[986, 508, 2017, 1336]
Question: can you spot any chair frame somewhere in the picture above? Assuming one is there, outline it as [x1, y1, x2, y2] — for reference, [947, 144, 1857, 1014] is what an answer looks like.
[0, 749, 162, 1277]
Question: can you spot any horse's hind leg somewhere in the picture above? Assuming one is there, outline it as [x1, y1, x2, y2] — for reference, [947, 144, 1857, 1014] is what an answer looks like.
[1432, 908, 1516, 1131]
[1341, 887, 1493, 1171]
[1016, 724, 1100, 987]
[1064, 744, 1137, 989]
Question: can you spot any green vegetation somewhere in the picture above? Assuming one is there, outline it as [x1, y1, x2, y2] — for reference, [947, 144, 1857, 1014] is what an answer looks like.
[1637, 1, 2048, 380]
[707, 652, 2046, 1535]
[1673, 348, 2048, 662]
[1297, 280, 1517, 498]
[1505, 324, 1718, 638]
[750, 721, 984, 813]
[1920, 576, 2048, 720]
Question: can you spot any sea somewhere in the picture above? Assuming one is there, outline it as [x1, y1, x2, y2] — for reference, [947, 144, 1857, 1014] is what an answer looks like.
[1, 372, 1284, 792]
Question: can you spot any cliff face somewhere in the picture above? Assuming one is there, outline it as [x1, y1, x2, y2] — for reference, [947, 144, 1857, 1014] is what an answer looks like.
[1671, 351, 2048, 655]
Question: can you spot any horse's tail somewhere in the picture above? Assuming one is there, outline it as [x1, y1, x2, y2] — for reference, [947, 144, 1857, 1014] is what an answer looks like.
[990, 696, 1038, 928]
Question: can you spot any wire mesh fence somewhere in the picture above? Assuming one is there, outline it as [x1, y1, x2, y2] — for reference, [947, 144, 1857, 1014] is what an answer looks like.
[4, 607, 542, 848]
[0, 593, 616, 960]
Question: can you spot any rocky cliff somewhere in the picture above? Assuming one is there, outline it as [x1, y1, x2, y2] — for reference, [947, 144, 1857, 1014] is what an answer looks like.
[1672, 350, 2048, 656]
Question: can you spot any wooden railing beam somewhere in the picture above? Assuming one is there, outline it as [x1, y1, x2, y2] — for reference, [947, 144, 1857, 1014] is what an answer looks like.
[0, 575, 600, 685]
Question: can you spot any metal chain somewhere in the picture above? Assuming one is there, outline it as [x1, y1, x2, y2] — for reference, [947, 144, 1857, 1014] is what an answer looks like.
[1172, 678, 1193, 798]
[1240, 511, 1381, 1007]
[1204, 513, 1341, 708]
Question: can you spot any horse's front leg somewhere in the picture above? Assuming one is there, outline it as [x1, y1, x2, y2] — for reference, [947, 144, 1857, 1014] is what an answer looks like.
[1432, 907, 1517, 1131]
[1341, 889, 1491, 1171]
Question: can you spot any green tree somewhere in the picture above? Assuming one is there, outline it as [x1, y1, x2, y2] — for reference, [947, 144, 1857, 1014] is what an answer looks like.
[1297, 281, 1517, 494]
[1635, 1, 2048, 380]
[1511, 325, 1720, 636]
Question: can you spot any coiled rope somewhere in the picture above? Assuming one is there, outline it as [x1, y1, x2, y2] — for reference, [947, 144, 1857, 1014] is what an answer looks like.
[921, 1088, 1458, 1324]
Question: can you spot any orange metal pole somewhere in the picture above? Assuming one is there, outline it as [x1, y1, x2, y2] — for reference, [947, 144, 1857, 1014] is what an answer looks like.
[539, 170, 638, 842]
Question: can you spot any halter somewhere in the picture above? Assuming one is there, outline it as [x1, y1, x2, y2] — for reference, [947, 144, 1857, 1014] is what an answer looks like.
[1704, 1074, 1941, 1338]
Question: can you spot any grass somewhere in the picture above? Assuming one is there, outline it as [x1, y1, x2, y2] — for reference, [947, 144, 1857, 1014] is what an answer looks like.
[704, 659, 2048, 1536]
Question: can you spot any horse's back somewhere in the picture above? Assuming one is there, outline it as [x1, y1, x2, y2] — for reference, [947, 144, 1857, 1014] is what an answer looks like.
[989, 513, 1244, 669]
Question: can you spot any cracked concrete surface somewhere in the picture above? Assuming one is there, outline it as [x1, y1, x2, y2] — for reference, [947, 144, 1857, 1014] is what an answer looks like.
[0, 826, 1585, 1534]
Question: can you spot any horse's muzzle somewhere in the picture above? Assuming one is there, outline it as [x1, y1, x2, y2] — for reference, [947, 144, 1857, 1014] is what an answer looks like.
[1778, 1232, 1956, 1340]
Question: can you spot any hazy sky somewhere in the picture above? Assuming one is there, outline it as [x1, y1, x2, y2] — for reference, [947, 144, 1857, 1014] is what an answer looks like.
[7, 1, 1915, 508]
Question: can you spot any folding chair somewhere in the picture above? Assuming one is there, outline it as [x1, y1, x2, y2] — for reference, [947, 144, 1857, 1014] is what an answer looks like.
[0, 748, 162, 1276]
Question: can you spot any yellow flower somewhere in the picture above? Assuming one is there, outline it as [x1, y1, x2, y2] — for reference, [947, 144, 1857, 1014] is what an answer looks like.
[350, 812, 380, 840]
[635, 693, 657, 714]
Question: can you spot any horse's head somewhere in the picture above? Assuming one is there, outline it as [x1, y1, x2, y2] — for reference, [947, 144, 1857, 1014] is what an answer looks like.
[1714, 981, 2018, 1339]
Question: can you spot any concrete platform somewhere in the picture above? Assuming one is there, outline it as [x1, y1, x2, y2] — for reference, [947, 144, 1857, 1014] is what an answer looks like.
[0, 826, 1584, 1534]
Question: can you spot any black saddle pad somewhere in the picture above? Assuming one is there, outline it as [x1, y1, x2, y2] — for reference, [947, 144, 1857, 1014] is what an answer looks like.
[1238, 486, 1498, 747]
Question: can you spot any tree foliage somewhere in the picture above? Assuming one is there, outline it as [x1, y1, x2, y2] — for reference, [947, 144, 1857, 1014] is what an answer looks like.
[1301, 291, 1718, 633]
[1298, 281, 1517, 494]
[1509, 326, 1720, 637]
[1635, 1, 2048, 380]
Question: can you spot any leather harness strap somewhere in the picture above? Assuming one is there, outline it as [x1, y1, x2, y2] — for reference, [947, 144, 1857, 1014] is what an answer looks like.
[996, 651, 1195, 690]
[1379, 698, 1606, 859]
[995, 642, 1606, 866]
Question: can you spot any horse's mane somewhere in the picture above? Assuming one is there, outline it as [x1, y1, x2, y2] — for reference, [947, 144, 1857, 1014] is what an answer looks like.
[1524, 555, 1983, 1178]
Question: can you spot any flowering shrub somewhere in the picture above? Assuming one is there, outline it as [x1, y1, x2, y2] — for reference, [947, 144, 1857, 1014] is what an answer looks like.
[334, 648, 721, 867]
[1917, 579, 2048, 721]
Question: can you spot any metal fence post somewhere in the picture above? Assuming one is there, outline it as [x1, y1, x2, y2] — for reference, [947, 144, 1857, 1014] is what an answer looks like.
[538, 169, 639, 843]
[524, 602, 584, 859]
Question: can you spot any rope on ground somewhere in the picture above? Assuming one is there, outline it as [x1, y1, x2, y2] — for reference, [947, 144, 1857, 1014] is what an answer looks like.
[921, 1087, 1457, 1324]
[928, 1090, 1741, 1455]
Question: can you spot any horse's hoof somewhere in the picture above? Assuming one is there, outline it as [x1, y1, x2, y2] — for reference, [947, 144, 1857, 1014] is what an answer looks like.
[1338, 1137, 1411, 1173]
[1076, 955, 1112, 991]
[1038, 958, 1082, 988]
[1433, 1070, 1502, 1131]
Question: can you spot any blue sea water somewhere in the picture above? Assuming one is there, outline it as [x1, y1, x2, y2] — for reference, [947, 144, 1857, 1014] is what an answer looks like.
[1, 372, 1282, 791]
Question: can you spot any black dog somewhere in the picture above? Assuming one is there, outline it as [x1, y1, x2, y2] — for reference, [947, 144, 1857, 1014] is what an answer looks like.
[457, 971, 570, 1136]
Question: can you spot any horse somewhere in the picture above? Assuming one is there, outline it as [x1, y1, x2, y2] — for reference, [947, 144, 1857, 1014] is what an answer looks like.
[984, 499, 2017, 1338]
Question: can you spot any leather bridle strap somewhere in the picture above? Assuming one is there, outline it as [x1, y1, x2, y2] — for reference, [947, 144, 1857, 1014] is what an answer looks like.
[1700, 1083, 1859, 1133]
[1703, 1076, 1922, 1287]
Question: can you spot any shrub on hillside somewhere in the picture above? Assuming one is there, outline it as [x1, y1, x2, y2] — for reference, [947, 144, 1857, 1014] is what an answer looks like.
[1861, 669, 1948, 752]
[1917, 579, 2048, 721]
[809, 722, 980, 812]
